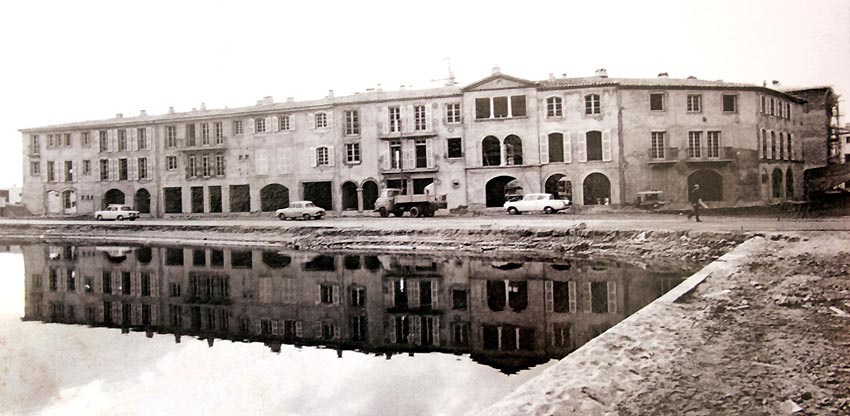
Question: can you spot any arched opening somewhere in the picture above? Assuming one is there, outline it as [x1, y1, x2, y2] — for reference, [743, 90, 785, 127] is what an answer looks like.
[103, 189, 125, 209]
[583, 173, 611, 205]
[134, 189, 151, 214]
[772, 168, 784, 199]
[482, 136, 501, 166]
[545, 174, 572, 200]
[260, 184, 289, 212]
[46, 191, 62, 214]
[687, 169, 723, 201]
[785, 169, 795, 200]
[362, 180, 379, 211]
[341, 181, 358, 211]
[504, 135, 523, 165]
[485, 176, 517, 207]
[586, 131, 603, 161]
[62, 190, 77, 214]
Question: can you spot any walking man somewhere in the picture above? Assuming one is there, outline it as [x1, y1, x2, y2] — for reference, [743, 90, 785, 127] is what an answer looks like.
[687, 184, 703, 222]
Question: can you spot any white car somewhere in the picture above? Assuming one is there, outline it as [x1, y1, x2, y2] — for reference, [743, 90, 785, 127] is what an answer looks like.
[275, 201, 326, 220]
[95, 204, 140, 221]
[504, 193, 571, 215]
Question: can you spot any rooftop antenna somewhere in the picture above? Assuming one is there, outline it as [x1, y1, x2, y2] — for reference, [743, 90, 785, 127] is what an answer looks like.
[431, 57, 457, 86]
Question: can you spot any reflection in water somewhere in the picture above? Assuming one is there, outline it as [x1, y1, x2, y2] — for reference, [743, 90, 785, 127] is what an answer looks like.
[22, 244, 687, 374]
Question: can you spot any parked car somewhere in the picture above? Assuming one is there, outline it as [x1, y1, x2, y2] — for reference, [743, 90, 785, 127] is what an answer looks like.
[94, 204, 140, 221]
[504, 193, 571, 215]
[275, 201, 326, 220]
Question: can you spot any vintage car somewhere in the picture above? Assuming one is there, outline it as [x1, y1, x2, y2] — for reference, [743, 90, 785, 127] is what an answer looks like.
[504, 193, 571, 215]
[94, 204, 140, 221]
[275, 201, 326, 220]
[635, 191, 667, 209]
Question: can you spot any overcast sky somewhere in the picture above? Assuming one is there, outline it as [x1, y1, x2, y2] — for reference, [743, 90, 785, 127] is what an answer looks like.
[1, 0, 848, 189]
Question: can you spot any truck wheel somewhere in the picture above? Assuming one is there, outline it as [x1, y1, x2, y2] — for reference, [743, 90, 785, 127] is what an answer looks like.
[379, 207, 388, 218]
[393, 210, 404, 217]
[409, 207, 421, 218]
[544, 206, 554, 214]
[278, 213, 287, 221]
[507, 207, 519, 215]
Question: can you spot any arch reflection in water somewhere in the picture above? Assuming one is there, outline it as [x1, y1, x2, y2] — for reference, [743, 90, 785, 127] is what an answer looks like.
[22, 244, 688, 374]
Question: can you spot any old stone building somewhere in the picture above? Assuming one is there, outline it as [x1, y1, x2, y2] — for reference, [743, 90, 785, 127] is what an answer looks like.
[20, 68, 807, 216]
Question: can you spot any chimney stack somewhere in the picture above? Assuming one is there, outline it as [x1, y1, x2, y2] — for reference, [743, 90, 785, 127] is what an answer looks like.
[286, 97, 294, 103]
[595, 68, 608, 78]
[657, 72, 669, 78]
[115, 113, 123, 119]
[140, 110, 147, 116]
[772, 80, 780, 86]
[168, 106, 175, 114]
[327, 89, 334, 98]
[200, 102, 206, 111]
[491, 65, 501, 75]
[377, 84, 383, 92]
[687, 76, 697, 80]
[549, 73, 555, 80]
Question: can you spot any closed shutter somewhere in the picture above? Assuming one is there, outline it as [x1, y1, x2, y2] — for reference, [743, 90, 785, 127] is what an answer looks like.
[265, 116, 273, 133]
[308, 113, 316, 130]
[130, 128, 137, 151]
[602, 130, 612, 161]
[71, 160, 76, 182]
[333, 324, 341, 339]
[327, 145, 335, 167]
[109, 159, 117, 181]
[151, 304, 158, 325]
[130, 157, 138, 180]
[253, 320, 261, 336]
[271, 116, 279, 132]
[403, 141, 413, 170]
[577, 133, 587, 162]
[108, 129, 116, 152]
[426, 139, 435, 168]
[380, 141, 390, 170]
[93, 160, 99, 181]
[150, 272, 158, 298]
[381, 106, 389, 134]
[389, 316, 397, 343]
[326, 111, 334, 129]
[564, 132, 572, 163]
[432, 316, 440, 345]
[607, 281, 617, 313]
[540, 135, 549, 164]
[332, 284, 340, 305]
[387, 280, 395, 306]
[146, 127, 152, 150]
[246, 118, 254, 134]
[272, 320, 281, 335]
[544, 280, 554, 312]
[409, 281, 420, 308]
[425, 104, 433, 131]
[315, 283, 321, 305]
[431, 279, 439, 308]
[133, 304, 141, 325]
[308, 147, 317, 167]
[403, 105, 413, 133]
[411, 315, 421, 345]
[133, 272, 141, 296]
[584, 282, 592, 312]
[568, 281, 577, 313]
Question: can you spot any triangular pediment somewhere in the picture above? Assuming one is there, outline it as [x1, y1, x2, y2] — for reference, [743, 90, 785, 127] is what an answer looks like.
[462, 73, 538, 92]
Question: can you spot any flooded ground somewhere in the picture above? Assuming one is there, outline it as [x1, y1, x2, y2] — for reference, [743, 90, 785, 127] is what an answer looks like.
[0, 242, 692, 415]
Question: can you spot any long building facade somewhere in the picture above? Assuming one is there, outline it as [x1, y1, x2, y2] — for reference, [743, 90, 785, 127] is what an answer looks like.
[20, 68, 807, 217]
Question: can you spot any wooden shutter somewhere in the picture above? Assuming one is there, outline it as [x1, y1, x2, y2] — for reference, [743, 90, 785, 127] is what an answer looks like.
[568, 281, 577, 313]
[309, 147, 317, 167]
[387, 280, 395, 307]
[540, 135, 549, 164]
[272, 320, 281, 335]
[409, 281, 420, 308]
[403, 105, 414, 133]
[577, 133, 587, 162]
[146, 127, 152, 150]
[332, 284, 340, 305]
[327, 145, 335, 167]
[315, 283, 322, 305]
[564, 132, 572, 163]
[151, 304, 158, 325]
[380, 141, 390, 170]
[602, 130, 612, 161]
[333, 324, 341, 339]
[432, 316, 440, 345]
[108, 129, 116, 152]
[411, 315, 421, 345]
[246, 118, 254, 134]
[607, 281, 617, 313]
[326, 111, 334, 129]
[584, 282, 592, 312]
[308, 113, 316, 130]
[403, 141, 413, 170]
[133, 272, 141, 297]
[109, 159, 117, 181]
[130, 128, 137, 151]
[381, 106, 389, 134]
[271, 116, 279, 132]
[431, 280, 439, 308]
[265, 116, 272, 133]
[70, 160, 76, 182]
[389, 316, 397, 343]
[426, 139, 434, 168]
[130, 157, 138, 180]
[544, 280, 554, 312]
[150, 272, 158, 298]
[425, 104, 433, 131]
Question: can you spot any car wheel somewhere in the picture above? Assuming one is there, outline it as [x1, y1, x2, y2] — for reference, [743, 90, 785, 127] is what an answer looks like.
[117, 215, 124, 221]
[544, 206, 554, 214]
[278, 213, 287, 221]
[507, 207, 519, 215]
[96, 215, 103, 221]
[379, 207, 389, 218]
[409, 207, 421, 218]
[303, 214, 311, 220]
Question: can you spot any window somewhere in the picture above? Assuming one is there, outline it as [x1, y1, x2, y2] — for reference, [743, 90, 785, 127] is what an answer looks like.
[166, 156, 178, 171]
[586, 131, 603, 161]
[452, 289, 468, 310]
[548, 133, 564, 163]
[351, 315, 367, 341]
[760, 96, 767, 113]
[165, 126, 177, 148]
[650, 131, 666, 159]
[504, 135, 523, 165]
[511, 96, 527, 117]
[30, 161, 40, 175]
[649, 93, 665, 111]
[316, 147, 329, 166]
[390, 140, 402, 169]
[414, 105, 426, 131]
[315, 112, 327, 129]
[388, 107, 401, 132]
[64, 161, 74, 182]
[202, 155, 210, 177]
[547, 96, 563, 117]
[47, 161, 55, 182]
[186, 124, 196, 146]
[233, 120, 243, 135]
[99, 130, 108, 151]
[769, 98, 775, 115]
[214, 122, 223, 143]
[688, 131, 702, 158]
[446, 103, 461, 123]
[320, 284, 335, 304]
[493, 96, 508, 118]
[137, 128, 147, 149]
[345, 143, 360, 164]
[30, 135, 40, 154]
[707, 131, 721, 158]
[279, 115, 291, 131]
[345, 110, 359, 135]
[118, 129, 127, 151]
[475, 98, 490, 119]
[119, 158, 128, 180]
[189, 156, 197, 177]
[687, 94, 702, 112]
[138, 158, 148, 179]
[788, 134, 794, 160]
[771, 131, 776, 159]
[254, 118, 266, 133]
[722, 94, 737, 113]
[199, 123, 209, 145]
[584, 94, 601, 115]
[350, 286, 366, 307]
[63, 133, 71, 147]
[475, 96, 526, 119]
[215, 154, 225, 176]
[447, 138, 463, 158]
[415, 138, 428, 168]
[99, 159, 109, 180]
[761, 130, 768, 159]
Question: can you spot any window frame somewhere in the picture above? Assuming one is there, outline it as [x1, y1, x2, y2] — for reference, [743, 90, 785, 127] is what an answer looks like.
[414, 105, 426, 131]
[722, 94, 738, 113]
[649, 92, 666, 112]
[344, 110, 359, 135]
[686, 94, 702, 113]
[315, 112, 328, 129]
[584, 94, 601, 115]
[446, 103, 462, 123]
[546, 96, 564, 118]
[345, 142, 361, 164]
[316, 146, 330, 166]
[232, 120, 243, 135]
[254, 117, 266, 133]
[447, 137, 463, 159]
[166, 156, 178, 171]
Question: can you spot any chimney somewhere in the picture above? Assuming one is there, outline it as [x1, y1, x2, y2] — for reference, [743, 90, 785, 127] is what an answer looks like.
[687, 76, 697, 80]
[399, 85, 405, 90]
[657, 72, 669, 78]
[256, 96, 273, 106]
[327, 89, 334, 98]
[549, 73, 555, 81]
[491, 65, 501, 75]
[200, 102, 206, 111]
[168, 106, 175, 114]
[772, 80, 781, 86]
[377, 84, 382, 92]
[286, 97, 294, 103]
[139, 110, 147, 117]
[595, 68, 608, 78]
[115, 113, 123, 119]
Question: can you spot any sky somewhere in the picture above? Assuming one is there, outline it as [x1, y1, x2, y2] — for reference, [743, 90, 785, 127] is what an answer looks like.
[0, 0, 848, 189]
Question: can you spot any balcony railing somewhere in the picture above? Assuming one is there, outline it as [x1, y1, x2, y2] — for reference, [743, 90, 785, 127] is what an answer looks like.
[647, 147, 678, 163]
[686, 146, 734, 162]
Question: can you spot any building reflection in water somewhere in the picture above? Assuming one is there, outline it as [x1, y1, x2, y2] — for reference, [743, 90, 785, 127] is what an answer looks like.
[22, 244, 687, 374]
